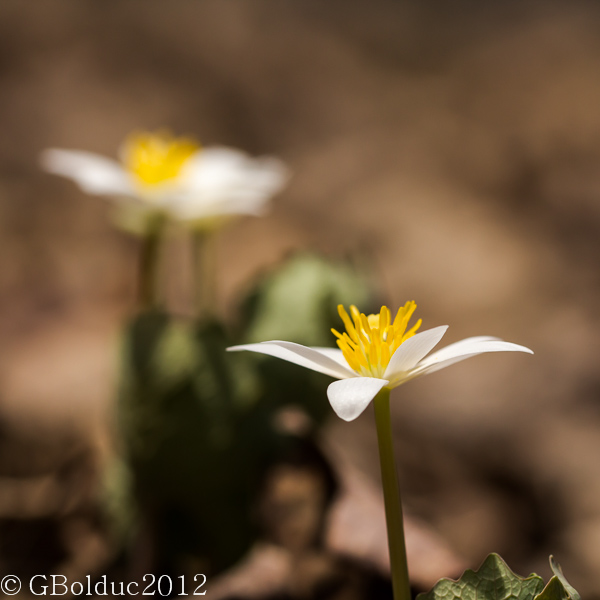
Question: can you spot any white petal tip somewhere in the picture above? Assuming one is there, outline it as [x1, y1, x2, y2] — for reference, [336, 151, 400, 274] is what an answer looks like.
[494, 341, 534, 355]
[327, 378, 388, 422]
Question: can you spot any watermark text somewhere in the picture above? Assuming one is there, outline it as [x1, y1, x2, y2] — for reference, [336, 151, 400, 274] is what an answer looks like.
[0, 574, 207, 596]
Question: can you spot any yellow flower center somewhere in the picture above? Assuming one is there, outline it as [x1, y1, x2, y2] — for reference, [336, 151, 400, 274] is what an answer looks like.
[122, 130, 199, 186]
[332, 302, 422, 378]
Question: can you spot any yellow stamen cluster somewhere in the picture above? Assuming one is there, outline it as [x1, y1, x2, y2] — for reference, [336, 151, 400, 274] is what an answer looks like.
[332, 302, 422, 378]
[122, 130, 199, 186]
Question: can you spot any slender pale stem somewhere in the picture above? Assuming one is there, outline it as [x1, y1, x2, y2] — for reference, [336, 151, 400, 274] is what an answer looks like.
[373, 388, 411, 600]
[138, 227, 163, 310]
[193, 230, 217, 318]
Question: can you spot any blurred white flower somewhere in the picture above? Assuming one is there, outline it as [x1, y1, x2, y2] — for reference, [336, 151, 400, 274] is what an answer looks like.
[41, 130, 289, 232]
[228, 302, 533, 422]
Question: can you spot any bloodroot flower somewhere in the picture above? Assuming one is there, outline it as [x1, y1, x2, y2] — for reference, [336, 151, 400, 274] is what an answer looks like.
[228, 302, 533, 421]
[41, 130, 289, 231]
[232, 301, 533, 600]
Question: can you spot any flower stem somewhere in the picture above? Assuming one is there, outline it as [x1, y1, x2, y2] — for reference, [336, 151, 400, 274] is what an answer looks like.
[373, 388, 411, 600]
[138, 226, 164, 310]
[193, 230, 217, 318]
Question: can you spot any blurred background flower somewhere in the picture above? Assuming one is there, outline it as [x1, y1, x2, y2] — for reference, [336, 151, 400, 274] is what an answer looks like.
[0, 0, 599, 597]
[41, 131, 289, 234]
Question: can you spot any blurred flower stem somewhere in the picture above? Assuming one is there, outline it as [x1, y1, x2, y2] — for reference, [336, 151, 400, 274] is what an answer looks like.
[373, 388, 411, 600]
[138, 220, 165, 310]
[194, 230, 217, 318]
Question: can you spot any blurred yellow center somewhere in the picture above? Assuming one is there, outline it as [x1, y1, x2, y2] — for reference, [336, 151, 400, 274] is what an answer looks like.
[122, 131, 199, 186]
[332, 302, 422, 378]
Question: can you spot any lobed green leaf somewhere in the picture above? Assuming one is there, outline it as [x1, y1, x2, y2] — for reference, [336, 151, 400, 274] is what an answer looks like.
[418, 554, 545, 600]
[419, 555, 582, 600]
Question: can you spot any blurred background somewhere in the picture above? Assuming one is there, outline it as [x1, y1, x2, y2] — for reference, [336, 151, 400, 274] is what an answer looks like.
[0, 0, 599, 597]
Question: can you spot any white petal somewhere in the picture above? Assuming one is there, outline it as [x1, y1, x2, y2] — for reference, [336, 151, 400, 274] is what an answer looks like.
[184, 147, 289, 193]
[41, 149, 135, 197]
[413, 338, 533, 376]
[227, 341, 355, 380]
[310, 347, 351, 370]
[173, 147, 289, 220]
[327, 377, 389, 421]
[414, 336, 500, 363]
[384, 325, 449, 380]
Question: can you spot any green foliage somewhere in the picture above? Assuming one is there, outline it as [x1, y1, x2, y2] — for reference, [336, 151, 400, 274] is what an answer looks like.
[117, 314, 271, 571]
[418, 554, 580, 600]
[240, 253, 373, 347]
[535, 558, 581, 600]
[239, 253, 374, 423]
[112, 253, 373, 573]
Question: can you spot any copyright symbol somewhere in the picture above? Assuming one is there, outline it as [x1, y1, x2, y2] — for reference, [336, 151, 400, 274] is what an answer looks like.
[1, 575, 21, 595]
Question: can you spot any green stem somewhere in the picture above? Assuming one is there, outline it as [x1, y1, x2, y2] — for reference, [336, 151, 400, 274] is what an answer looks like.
[193, 230, 217, 318]
[373, 388, 411, 600]
[138, 224, 164, 310]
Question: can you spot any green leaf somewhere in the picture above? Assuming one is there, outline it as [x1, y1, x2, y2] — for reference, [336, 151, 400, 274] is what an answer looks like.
[117, 316, 258, 570]
[534, 558, 581, 600]
[237, 253, 375, 424]
[536, 577, 571, 600]
[153, 319, 199, 387]
[417, 554, 545, 600]
[240, 253, 373, 347]
[116, 313, 307, 573]
[113, 255, 376, 573]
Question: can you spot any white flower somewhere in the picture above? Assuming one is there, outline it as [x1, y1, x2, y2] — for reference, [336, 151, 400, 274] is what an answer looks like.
[40, 130, 289, 232]
[228, 302, 533, 422]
